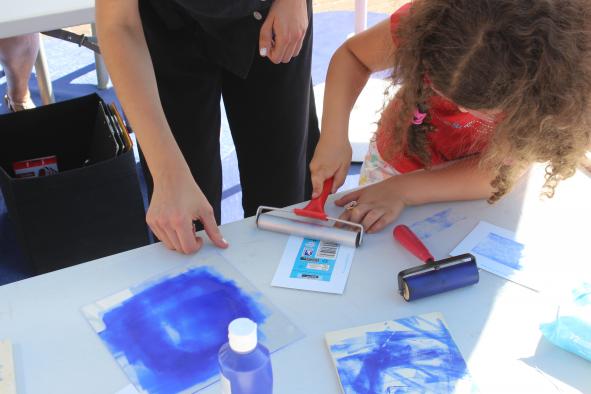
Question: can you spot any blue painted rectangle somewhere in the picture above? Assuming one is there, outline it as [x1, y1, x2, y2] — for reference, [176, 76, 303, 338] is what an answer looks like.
[410, 208, 466, 240]
[84, 258, 303, 394]
[98, 267, 267, 394]
[326, 313, 474, 393]
[472, 232, 524, 270]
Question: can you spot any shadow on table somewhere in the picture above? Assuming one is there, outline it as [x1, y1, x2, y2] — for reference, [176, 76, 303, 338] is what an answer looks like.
[521, 337, 588, 393]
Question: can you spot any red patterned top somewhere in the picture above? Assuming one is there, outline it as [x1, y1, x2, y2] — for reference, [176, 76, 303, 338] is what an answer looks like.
[376, 3, 494, 173]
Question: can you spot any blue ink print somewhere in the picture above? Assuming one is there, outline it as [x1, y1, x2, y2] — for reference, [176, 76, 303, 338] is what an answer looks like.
[98, 267, 268, 394]
[411, 209, 466, 240]
[472, 232, 524, 270]
[327, 313, 474, 394]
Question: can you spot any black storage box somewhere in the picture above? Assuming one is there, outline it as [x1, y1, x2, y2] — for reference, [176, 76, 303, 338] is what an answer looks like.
[0, 94, 149, 274]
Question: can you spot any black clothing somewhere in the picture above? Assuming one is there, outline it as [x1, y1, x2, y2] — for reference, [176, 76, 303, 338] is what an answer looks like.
[138, 0, 319, 223]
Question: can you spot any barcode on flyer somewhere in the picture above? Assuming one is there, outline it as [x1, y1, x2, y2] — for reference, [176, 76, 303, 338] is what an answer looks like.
[316, 241, 339, 259]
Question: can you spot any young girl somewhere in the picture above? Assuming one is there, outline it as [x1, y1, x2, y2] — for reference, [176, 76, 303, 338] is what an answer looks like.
[310, 0, 591, 233]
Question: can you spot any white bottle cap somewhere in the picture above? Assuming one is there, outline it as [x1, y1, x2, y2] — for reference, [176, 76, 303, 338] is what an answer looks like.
[228, 318, 258, 353]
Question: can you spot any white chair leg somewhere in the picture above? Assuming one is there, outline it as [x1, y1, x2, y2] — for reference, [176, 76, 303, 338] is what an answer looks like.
[34, 36, 55, 105]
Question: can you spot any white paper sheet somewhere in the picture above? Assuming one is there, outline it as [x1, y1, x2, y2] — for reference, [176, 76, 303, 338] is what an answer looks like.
[0, 340, 16, 394]
[271, 236, 355, 294]
[451, 221, 544, 291]
[114, 384, 140, 394]
[325, 313, 475, 394]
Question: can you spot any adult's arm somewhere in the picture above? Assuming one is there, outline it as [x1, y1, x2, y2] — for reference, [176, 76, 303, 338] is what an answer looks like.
[96, 0, 228, 254]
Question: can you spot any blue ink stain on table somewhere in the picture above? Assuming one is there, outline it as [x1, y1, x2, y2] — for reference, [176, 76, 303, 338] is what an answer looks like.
[99, 267, 268, 394]
[472, 232, 524, 270]
[330, 315, 471, 394]
[410, 209, 466, 240]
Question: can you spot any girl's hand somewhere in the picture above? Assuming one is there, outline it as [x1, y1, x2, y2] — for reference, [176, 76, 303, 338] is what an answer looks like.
[147, 169, 228, 254]
[309, 133, 352, 198]
[334, 177, 407, 233]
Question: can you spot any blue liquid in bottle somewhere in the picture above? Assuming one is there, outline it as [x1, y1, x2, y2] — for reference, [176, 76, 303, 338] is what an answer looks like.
[218, 318, 273, 394]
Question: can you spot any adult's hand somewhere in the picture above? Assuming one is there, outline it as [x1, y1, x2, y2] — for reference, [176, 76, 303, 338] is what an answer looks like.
[259, 0, 308, 64]
[147, 169, 228, 254]
[97, 0, 229, 255]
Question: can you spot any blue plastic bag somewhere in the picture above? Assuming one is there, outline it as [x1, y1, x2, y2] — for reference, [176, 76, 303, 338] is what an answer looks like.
[540, 282, 591, 362]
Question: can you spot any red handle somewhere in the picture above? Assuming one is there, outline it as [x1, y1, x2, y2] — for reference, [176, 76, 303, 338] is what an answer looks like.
[293, 178, 334, 221]
[393, 225, 434, 263]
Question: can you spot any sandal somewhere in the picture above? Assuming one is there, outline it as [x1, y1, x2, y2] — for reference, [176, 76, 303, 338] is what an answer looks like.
[3, 94, 36, 112]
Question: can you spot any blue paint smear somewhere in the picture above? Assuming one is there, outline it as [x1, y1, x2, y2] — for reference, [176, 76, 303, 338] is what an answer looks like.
[99, 267, 268, 394]
[330, 316, 471, 394]
[472, 232, 524, 270]
[410, 209, 466, 240]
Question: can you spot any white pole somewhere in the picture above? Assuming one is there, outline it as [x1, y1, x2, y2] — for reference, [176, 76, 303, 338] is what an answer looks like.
[354, 0, 368, 34]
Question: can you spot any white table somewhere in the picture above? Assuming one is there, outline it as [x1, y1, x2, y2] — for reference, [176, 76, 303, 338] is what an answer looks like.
[0, 0, 94, 39]
[1, 164, 590, 394]
[0, 0, 107, 104]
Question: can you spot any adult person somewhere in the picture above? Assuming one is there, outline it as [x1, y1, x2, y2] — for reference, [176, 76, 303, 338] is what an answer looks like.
[96, 0, 319, 254]
[0, 33, 38, 112]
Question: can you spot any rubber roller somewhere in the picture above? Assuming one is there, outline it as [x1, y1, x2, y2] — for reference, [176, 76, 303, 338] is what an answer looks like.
[393, 225, 479, 301]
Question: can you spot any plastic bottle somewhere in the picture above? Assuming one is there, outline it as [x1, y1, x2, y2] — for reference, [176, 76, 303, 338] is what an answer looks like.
[218, 318, 273, 394]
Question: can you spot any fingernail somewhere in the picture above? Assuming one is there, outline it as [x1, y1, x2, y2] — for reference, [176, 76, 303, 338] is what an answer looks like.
[260, 47, 268, 57]
[222, 238, 229, 245]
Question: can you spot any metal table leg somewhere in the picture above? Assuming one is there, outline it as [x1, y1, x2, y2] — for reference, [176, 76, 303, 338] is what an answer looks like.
[91, 24, 110, 90]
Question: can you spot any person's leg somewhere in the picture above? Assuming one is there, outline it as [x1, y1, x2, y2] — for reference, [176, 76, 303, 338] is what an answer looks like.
[138, 0, 224, 224]
[222, 1, 320, 217]
[0, 33, 38, 110]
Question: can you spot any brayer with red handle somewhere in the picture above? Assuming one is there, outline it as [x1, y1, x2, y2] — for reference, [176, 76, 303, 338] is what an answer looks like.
[393, 225, 479, 301]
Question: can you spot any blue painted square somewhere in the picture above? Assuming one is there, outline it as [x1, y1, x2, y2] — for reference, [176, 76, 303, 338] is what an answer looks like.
[98, 267, 268, 394]
[472, 232, 524, 270]
[410, 209, 466, 240]
[328, 314, 474, 393]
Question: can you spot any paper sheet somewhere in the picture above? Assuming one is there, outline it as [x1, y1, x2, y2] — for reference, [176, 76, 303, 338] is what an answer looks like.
[114, 384, 140, 394]
[83, 250, 303, 394]
[0, 340, 16, 394]
[325, 313, 475, 393]
[271, 236, 355, 294]
[451, 221, 543, 291]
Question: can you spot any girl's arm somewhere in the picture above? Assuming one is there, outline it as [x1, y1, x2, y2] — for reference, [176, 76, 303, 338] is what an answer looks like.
[335, 157, 506, 233]
[96, 0, 228, 253]
[309, 18, 395, 197]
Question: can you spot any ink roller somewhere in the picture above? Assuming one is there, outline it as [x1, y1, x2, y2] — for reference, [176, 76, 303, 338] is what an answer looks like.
[256, 178, 364, 247]
[393, 225, 478, 301]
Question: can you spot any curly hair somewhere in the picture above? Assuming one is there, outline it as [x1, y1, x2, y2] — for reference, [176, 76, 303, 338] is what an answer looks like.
[382, 0, 591, 201]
